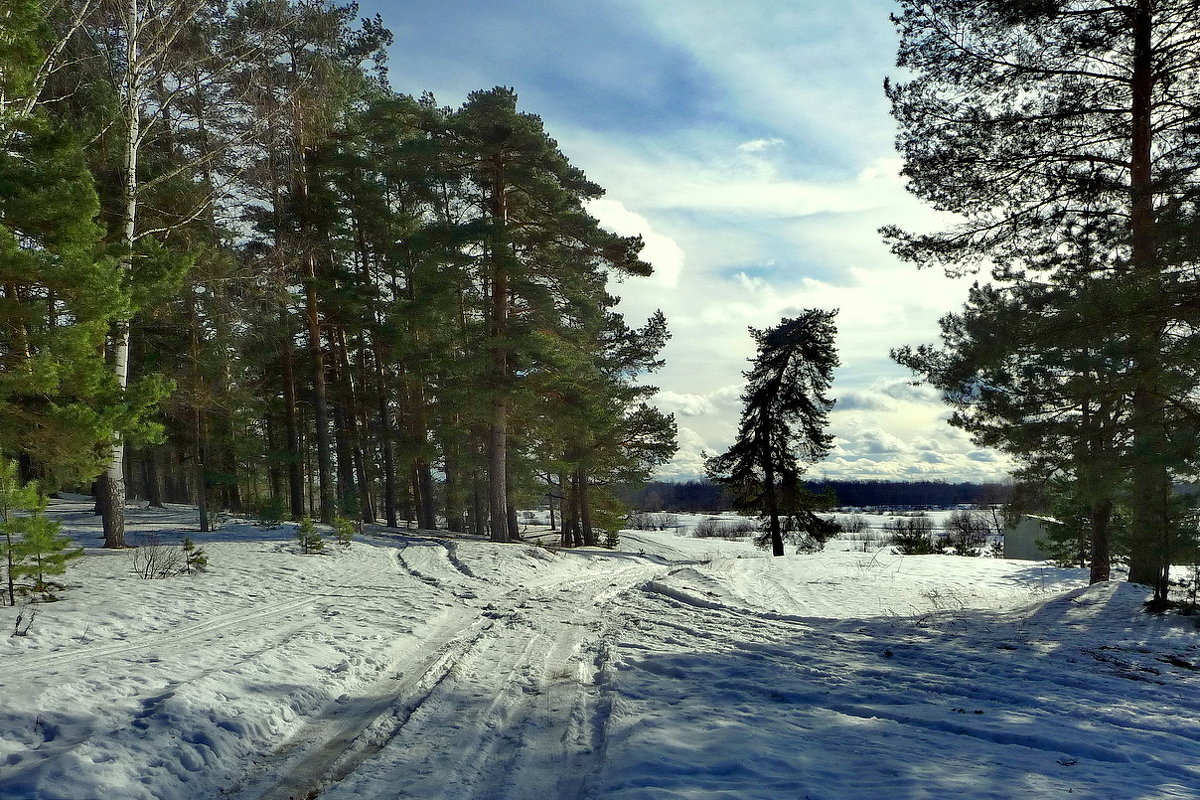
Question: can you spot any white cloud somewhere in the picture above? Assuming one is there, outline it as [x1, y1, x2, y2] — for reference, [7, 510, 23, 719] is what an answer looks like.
[654, 391, 715, 417]
[547, 3, 1008, 485]
[656, 425, 712, 481]
[737, 137, 785, 153]
[587, 198, 685, 288]
[833, 391, 897, 413]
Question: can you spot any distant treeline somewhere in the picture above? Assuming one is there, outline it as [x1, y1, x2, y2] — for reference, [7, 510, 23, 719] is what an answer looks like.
[618, 480, 1011, 512]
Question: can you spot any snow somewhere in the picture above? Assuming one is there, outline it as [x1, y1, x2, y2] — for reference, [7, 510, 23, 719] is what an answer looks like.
[2, 500, 1199, 799]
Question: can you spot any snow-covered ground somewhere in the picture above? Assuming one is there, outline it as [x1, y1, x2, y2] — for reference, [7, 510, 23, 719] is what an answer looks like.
[3, 500, 1199, 799]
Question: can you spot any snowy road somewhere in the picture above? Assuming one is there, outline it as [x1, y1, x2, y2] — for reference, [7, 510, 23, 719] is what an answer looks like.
[3, 504, 1200, 800]
[244, 543, 666, 800]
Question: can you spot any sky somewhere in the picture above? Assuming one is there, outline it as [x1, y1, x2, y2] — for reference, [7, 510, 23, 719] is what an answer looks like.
[359, 0, 1010, 483]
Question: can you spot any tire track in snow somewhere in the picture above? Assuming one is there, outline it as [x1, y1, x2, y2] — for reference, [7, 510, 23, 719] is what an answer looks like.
[10, 559, 397, 673]
[232, 604, 494, 800]
[245, 558, 663, 800]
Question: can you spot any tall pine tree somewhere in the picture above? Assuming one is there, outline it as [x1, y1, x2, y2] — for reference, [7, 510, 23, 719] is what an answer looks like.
[707, 311, 839, 557]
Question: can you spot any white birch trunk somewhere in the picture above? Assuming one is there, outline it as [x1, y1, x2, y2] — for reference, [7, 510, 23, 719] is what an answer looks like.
[99, 0, 142, 548]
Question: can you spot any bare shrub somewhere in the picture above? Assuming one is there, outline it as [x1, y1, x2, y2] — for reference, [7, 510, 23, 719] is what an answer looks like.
[944, 510, 992, 556]
[628, 511, 680, 531]
[131, 534, 183, 579]
[840, 514, 870, 535]
[693, 517, 758, 539]
[627, 511, 656, 530]
[652, 513, 679, 530]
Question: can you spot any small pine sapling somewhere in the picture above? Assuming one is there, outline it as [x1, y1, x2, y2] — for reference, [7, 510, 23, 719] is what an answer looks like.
[332, 516, 355, 548]
[0, 460, 83, 602]
[10, 506, 83, 601]
[181, 537, 208, 574]
[888, 514, 939, 555]
[296, 516, 325, 554]
[256, 496, 287, 528]
[0, 458, 41, 605]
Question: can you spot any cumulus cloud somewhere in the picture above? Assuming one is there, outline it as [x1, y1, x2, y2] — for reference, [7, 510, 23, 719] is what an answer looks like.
[587, 198, 686, 288]
[881, 379, 941, 403]
[832, 391, 896, 413]
[655, 425, 711, 481]
[848, 428, 909, 456]
[654, 391, 715, 417]
[652, 386, 743, 418]
[358, 0, 1013, 485]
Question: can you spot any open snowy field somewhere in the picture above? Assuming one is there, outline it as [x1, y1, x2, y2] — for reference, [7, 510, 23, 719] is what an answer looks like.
[2, 501, 1199, 799]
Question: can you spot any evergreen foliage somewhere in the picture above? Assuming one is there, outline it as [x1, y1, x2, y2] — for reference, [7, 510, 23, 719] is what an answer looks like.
[706, 311, 840, 557]
[256, 497, 287, 529]
[0, 3, 125, 487]
[887, 514, 938, 556]
[0, 1, 675, 559]
[295, 517, 324, 554]
[0, 458, 82, 603]
[181, 537, 208, 574]
[332, 516, 355, 548]
[887, 0, 1200, 604]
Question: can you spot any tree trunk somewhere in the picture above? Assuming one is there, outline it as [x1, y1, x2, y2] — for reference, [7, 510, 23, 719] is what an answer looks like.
[218, 418, 242, 514]
[1089, 498, 1113, 584]
[303, 258, 335, 523]
[416, 457, 437, 530]
[266, 415, 283, 503]
[576, 467, 594, 546]
[371, 347, 398, 526]
[762, 455, 784, 557]
[1124, 0, 1172, 607]
[142, 447, 165, 508]
[443, 441, 464, 533]
[505, 442, 519, 541]
[194, 405, 209, 533]
[187, 287, 210, 533]
[334, 402, 356, 515]
[470, 470, 486, 537]
[280, 305, 306, 520]
[487, 164, 510, 542]
[379, 404, 398, 527]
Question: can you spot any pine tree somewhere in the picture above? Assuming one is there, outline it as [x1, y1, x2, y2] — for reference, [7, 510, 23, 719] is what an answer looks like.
[706, 311, 840, 557]
[886, 0, 1200, 604]
[181, 536, 207, 574]
[894, 278, 1132, 583]
[10, 503, 83, 601]
[0, 0, 125, 487]
[0, 457, 40, 606]
[295, 515, 324, 554]
[0, 457, 82, 603]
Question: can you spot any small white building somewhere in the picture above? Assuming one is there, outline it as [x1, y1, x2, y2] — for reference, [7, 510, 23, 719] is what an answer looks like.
[1002, 515, 1061, 561]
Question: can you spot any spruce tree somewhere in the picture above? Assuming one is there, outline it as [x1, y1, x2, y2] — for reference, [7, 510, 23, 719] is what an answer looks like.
[707, 311, 839, 557]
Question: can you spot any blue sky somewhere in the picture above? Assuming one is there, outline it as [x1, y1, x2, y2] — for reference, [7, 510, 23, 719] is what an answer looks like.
[361, 0, 1009, 483]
